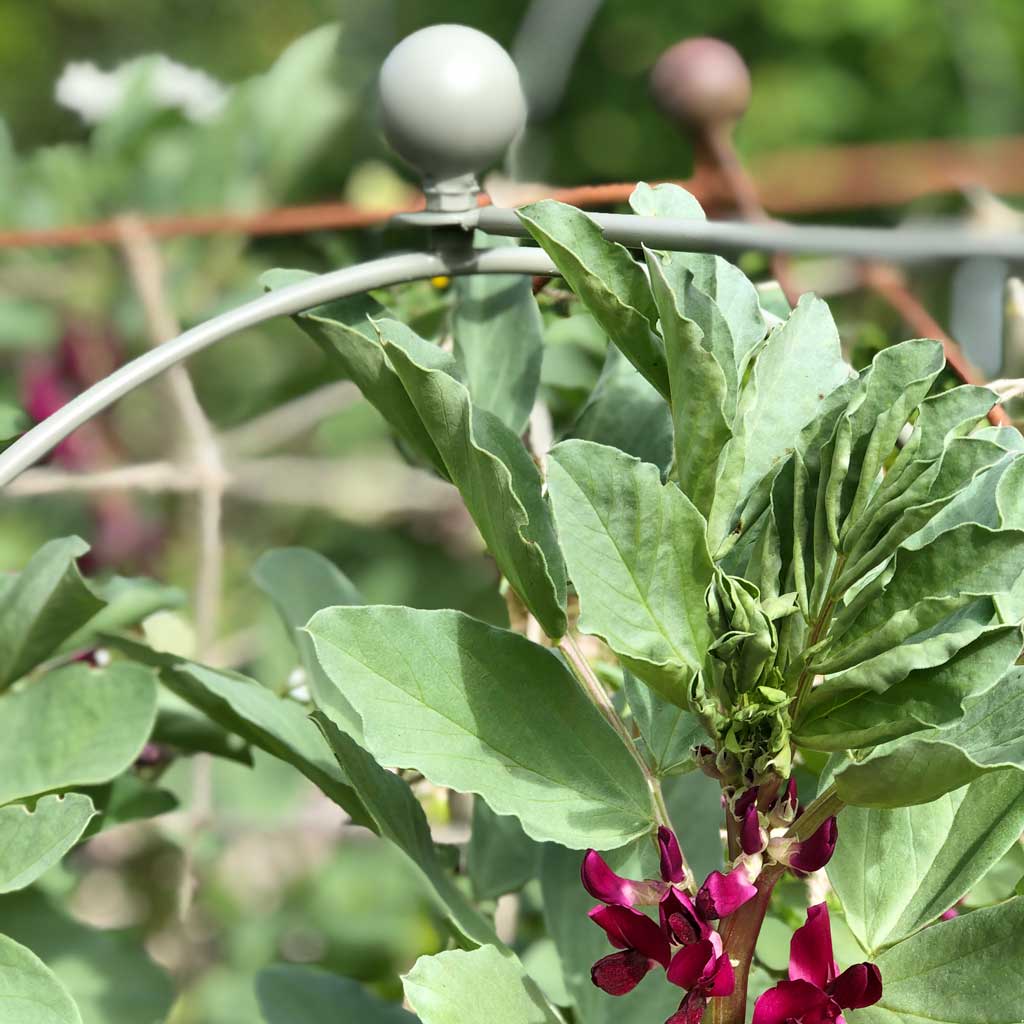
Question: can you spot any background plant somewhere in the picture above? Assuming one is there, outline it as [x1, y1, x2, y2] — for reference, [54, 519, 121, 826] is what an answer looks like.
[3, 9, 1024, 1024]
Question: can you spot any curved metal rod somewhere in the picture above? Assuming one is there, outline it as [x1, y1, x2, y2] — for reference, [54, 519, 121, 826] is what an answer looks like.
[0, 247, 557, 488]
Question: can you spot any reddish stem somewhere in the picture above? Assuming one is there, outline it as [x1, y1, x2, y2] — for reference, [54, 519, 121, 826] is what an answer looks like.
[712, 865, 784, 1024]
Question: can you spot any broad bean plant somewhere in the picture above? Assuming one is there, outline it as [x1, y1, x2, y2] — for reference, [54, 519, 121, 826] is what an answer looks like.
[3, 183, 1024, 1024]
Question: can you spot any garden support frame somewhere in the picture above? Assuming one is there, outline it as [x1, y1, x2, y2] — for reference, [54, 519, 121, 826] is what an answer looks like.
[2, 22, 1022, 490]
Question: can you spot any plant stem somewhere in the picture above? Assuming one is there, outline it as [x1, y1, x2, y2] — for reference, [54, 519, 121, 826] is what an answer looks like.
[713, 864, 784, 1024]
[711, 786, 845, 1024]
[558, 633, 681, 854]
[789, 784, 844, 841]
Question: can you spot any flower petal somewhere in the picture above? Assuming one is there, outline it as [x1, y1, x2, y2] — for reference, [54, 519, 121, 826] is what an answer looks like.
[734, 786, 760, 818]
[658, 826, 687, 884]
[696, 865, 758, 920]
[665, 991, 708, 1024]
[832, 963, 882, 1010]
[770, 778, 799, 827]
[789, 903, 837, 989]
[660, 888, 709, 945]
[667, 939, 717, 990]
[752, 980, 833, 1024]
[707, 950, 736, 997]
[589, 904, 671, 966]
[741, 805, 768, 855]
[591, 949, 656, 995]
[788, 817, 839, 873]
[581, 849, 640, 906]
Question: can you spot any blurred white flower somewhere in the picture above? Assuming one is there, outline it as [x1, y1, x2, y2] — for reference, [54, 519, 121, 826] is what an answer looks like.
[55, 55, 227, 125]
[286, 665, 311, 703]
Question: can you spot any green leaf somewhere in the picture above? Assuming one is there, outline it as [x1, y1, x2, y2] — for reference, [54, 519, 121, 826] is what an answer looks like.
[838, 430, 1012, 582]
[307, 605, 654, 849]
[313, 714, 502, 950]
[60, 576, 185, 655]
[966, 841, 1024, 907]
[468, 799, 542, 901]
[646, 252, 732, 516]
[379, 320, 567, 638]
[251, 546, 365, 743]
[856, 898, 1024, 1024]
[830, 340, 945, 544]
[833, 666, 1024, 806]
[520, 939, 571, 1008]
[546, 440, 714, 707]
[518, 199, 669, 397]
[0, 402, 28, 451]
[0, 932, 82, 1024]
[624, 672, 704, 776]
[0, 889, 172, 1024]
[452, 233, 544, 434]
[663, 770, 727, 880]
[0, 795, 95, 894]
[0, 662, 157, 806]
[650, 254, 740, 416]
[795, 624, 1022, 751]
[106, 638, 372, 828]
[628, 181, 706, 221]
[79, 775, 177, 836]
[815, 524, 1024, 675]
[629, 182, 766, 377]
[261, 269, 450, 477]
[708, 295, 852, 549]
[256, 964, 418, 1024]
[572, 346, 673, 474]
[107, 639, 500, 949]
[829, 771, 1024, 953]
[0, 538, 104, 689]
[403, 945, 561, 1024]
[152, 693, 252, 764]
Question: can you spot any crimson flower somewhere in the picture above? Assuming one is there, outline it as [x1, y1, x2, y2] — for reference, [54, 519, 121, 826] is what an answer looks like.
[665, 930, 736, 1024]
[753, 904, 881, 1024]
[589, 904, 672, 994]
[770, 816, 839, 873]
[583, 827, 755, 999]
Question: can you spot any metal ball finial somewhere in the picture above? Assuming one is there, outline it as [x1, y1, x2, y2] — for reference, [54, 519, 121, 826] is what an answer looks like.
[650, 37, 751, 130]
[379, 24, 526, 210]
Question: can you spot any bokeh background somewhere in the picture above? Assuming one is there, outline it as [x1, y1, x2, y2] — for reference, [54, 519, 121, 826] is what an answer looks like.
[2, 2, 1023, 1021]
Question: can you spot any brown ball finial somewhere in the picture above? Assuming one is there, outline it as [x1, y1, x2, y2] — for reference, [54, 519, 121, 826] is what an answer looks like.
[649, 37, 751, 131]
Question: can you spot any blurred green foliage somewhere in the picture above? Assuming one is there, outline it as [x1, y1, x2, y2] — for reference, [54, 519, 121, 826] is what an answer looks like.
[0, 3, 1022, 1020]
[3, 0, 1024, 185]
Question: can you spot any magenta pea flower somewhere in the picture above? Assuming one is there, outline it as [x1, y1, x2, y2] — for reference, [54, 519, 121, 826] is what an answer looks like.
[770, 817, 839, 873]
[583, 827, 756, 998]
[753, 904, 882, 1024]
[665, 930, 736, 1024]
[582, 828, 756, 922]
[589, 904, 672, 994]
[741, 803, 769, 856]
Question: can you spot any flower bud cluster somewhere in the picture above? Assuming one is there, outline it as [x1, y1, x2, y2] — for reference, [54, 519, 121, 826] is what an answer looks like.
[727, 779, 837, 879]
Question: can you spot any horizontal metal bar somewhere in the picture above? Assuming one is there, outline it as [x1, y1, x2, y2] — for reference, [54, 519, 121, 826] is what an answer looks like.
[475, 206, 1024, 263]
[0, 247, 557, 489]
